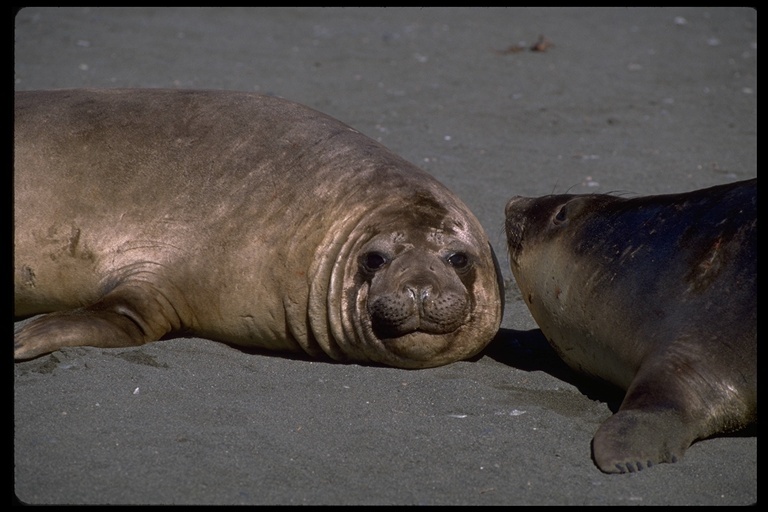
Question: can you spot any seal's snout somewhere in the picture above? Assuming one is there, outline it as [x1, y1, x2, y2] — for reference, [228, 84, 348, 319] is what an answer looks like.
[504, 196, 535, 233]
[368, 276, 469, 338]
[504, 196, 525, 217]
[504, 198, 530, 259]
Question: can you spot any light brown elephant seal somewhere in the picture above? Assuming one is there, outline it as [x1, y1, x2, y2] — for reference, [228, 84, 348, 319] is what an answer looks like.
[14, 88, 504, 369]
[504, 179, 756, 473]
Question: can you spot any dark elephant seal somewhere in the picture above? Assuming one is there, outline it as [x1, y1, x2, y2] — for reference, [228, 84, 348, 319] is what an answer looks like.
[14, 88, 504, 369]
[504, 179, 756, 473]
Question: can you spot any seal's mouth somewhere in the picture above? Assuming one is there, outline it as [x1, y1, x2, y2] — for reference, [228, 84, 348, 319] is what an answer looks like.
[376, 330, 455, 364]
[371, 321, 459, 341]
[367, 287, 469, 340]
[351, 287, 462, 366]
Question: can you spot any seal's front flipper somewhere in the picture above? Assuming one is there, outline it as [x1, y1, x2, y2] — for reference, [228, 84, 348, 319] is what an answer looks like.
[590, 360, 703, 474]
[13, 283, 186, 360]
[14, 309, 146, 360]
[591, 407, 693, 474]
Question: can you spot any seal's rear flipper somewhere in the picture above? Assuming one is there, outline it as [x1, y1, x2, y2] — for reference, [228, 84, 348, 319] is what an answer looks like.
[13, 282, 187, 360]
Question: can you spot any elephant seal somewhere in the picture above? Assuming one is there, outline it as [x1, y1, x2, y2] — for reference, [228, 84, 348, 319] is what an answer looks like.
[14, 88, 504, 369]
[504, 179, 756, 473]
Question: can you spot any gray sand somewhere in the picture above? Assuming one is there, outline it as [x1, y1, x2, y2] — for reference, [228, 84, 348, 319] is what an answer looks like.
[14, 7, 756, 505]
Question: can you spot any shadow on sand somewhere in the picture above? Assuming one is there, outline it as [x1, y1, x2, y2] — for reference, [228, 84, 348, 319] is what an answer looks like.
[483, 327, 625, 413]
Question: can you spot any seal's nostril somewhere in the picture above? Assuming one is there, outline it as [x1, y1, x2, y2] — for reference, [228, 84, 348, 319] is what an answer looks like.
[403, 284, 431, 302]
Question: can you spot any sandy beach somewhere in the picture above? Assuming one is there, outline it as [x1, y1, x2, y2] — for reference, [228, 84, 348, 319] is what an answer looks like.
[14, 7, 756, 505]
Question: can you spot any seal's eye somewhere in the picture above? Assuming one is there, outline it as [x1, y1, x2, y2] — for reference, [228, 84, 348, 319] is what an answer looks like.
[361, 251, 388, 272]
[446, 252, 470, 270]
[553, 205, 568, 225]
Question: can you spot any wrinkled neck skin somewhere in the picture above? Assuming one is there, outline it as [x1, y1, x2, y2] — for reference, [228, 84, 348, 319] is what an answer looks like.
[301, 200, 374, 362]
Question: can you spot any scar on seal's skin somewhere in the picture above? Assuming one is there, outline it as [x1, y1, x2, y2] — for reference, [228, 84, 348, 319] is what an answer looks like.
[67, 227, 81, 256]
[21, 265, 36, 288]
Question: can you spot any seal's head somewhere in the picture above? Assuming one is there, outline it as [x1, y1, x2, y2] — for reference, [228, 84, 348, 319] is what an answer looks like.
[504, 193, 616, 277]
[503, 192, 642, 386]
[310, 189, 504, 369]
[504, 192, 629, 321]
